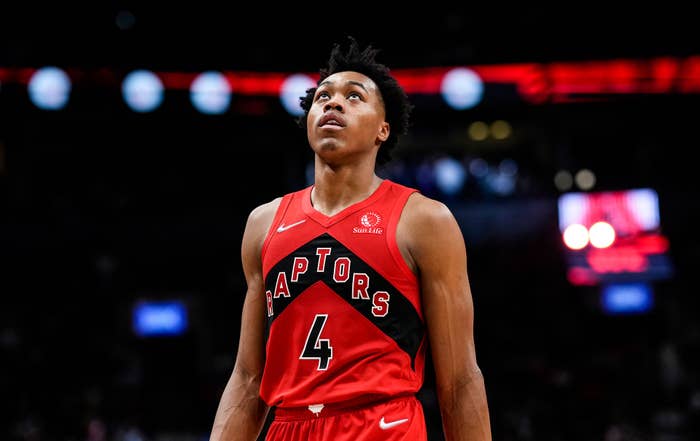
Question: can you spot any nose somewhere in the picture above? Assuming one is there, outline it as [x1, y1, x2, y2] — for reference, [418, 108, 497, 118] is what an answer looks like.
[323, 97, 343, 112]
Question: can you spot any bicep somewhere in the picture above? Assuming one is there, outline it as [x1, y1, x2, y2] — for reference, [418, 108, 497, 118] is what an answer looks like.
[233, 204, 275, 378]
[233, 281, 267, 379]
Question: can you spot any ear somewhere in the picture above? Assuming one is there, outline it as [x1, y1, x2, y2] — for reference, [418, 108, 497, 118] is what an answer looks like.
[377, 121, 390, 143]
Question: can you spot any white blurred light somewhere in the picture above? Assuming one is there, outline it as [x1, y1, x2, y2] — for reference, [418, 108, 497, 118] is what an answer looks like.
[589, 221, 615, 248]
[441, 67, 484, 110]
[122, 70, 164, 113]
[434, 157, 467, 195]
[563, 223, 589, 250]
[28, 66, 71, 110]
[190, 71, 231, 115]
[281, 73, 315, 116]
[557, 192, 588, 232]
[627, 188, 660, 230]
[575, 168, 596, 190]
[554, 170, 573, 191]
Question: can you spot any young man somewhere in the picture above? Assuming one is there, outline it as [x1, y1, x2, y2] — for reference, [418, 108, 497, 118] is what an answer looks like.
[209, 37, 491, 441]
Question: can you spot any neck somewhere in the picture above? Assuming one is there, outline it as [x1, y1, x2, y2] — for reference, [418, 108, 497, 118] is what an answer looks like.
[311, 164, 383, 217]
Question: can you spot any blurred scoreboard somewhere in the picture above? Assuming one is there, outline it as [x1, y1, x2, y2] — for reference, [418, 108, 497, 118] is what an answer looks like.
[557, 188, 674, 286]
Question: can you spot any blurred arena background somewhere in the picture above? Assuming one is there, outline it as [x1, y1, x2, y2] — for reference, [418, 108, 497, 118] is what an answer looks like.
[2, 5, 699, 441]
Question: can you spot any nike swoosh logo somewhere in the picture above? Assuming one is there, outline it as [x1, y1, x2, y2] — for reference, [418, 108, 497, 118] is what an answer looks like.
[276, 219, 306, 233]
[379, 417, 409, 430]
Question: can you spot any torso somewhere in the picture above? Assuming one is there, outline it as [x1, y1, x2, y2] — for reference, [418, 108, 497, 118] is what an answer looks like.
[258, 179, 427, 408]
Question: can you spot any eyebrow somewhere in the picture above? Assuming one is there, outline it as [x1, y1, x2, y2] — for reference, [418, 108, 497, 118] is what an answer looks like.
[318, 80, 369, 93]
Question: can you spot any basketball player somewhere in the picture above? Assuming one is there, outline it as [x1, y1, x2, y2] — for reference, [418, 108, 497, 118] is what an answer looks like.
[209, 37, 491, 441]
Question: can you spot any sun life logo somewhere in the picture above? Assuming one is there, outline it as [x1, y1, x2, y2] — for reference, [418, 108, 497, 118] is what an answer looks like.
[354, 212, 383, 234]
[361, 212, 381, 227]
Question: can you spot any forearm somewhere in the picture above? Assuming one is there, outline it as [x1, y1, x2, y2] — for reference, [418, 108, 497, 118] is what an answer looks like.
[437, 368, 492, 441]
[210, 368, 269, 441]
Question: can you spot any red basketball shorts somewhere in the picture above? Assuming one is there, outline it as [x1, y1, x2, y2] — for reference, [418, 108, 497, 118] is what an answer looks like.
[265, 395, 427, 441]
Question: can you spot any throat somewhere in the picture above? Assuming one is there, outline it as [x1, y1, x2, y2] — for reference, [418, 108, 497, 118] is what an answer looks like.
[310, 178, 384, 217]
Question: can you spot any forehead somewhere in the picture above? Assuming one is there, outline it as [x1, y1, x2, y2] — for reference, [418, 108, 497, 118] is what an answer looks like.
[319, 71, 380, 94]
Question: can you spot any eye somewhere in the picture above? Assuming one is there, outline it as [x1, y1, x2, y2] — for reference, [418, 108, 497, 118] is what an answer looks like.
[347, 91, 362, 100]
[315, 91, 330, 101]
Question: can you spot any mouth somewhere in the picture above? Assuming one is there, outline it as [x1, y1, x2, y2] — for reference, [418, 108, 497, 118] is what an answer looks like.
[318, 112, 346, 128]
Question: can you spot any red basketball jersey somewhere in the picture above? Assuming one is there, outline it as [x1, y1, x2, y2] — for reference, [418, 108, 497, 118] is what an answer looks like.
[259, 179, 426, 408]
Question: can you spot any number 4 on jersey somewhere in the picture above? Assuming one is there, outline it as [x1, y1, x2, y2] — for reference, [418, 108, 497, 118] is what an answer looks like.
[300, 314, 333, 370]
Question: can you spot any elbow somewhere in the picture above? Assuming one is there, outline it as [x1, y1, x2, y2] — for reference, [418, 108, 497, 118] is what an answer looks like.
[436, 366, 486, 408]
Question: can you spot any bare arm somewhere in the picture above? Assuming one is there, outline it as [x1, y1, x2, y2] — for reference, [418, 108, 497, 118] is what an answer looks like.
[210, 199, 280, 441]
[400, 194, 492, 441]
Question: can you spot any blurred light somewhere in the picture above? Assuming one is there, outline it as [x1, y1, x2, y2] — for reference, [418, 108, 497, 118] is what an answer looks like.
[115, 10, 135, 30]
[441, 67, 484, 110]
[133, 300, 188, 337]
[28, 66, 71, 110]
[575, 168, 596, 190]
[567, 266, 599, 286]
[589, 221, 616, 248]
[499, 158, 518, 176]
[190, 71, 231, 115]
[416, 160, 436, 194]
[280, 73, 315, 116]
[563, 223, 589, 250]
[587, 245, 648, 273]
[558, 192, 589, 232]
[468, 121, 489, 141]
[469, 157, 489, 178]
[490, 120, 512, 139]
[122, 69, 164, 113]
[434, 157, 466, 196]
[485, 168, 517, 196]
[601, 283, 653, 314]
[627, 188, 660, 230]
[554, 170, 574, 191]
[558, 188, 660, 236]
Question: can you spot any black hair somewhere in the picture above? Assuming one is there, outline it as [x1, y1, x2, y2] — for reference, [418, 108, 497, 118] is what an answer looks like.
[298, 36, 413, 165]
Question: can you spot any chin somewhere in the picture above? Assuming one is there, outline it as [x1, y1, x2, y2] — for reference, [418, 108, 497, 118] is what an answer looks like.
[313, 138, 343, 153]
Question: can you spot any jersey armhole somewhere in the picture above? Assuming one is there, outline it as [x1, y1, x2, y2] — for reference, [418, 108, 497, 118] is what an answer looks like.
[386, 187, 420, 284]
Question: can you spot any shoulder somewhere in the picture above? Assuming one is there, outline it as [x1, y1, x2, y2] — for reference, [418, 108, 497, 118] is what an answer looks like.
[397, 191, 465, 264]
[242, 196, 283, 251]
[383, 180, 453, 222]
[245, 185, 309, 236]
[402, 191, 458, 230]
[247, 196, 283, 225]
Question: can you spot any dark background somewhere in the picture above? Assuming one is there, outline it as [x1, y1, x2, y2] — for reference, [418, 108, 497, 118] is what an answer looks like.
[2, 5, 699, 441]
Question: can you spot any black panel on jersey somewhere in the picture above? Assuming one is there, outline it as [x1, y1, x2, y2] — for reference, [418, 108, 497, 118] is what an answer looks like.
[265, 233, 424, 369]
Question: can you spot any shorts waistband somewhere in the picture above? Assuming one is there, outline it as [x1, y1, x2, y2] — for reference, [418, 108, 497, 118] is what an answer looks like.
[273, 394, 416, 421]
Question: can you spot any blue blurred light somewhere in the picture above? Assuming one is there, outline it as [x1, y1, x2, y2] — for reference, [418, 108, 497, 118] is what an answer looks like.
[485, 169, 517, 196]
[434, 157, 467, 196]
[133, 300, 188, 337]
[122, 69, 164, 113]
[190, 71, 231, 115]
[281, 73, 315, 116]
[440, 67, 484, 110]
[601, 283, 653, 314]
[469, 157, 489, 179]
[28, 66, 71, 110]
